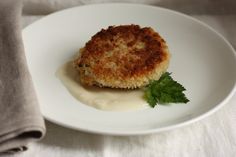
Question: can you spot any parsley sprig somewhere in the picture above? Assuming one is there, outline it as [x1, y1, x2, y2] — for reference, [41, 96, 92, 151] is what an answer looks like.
[144, 72, 189, 107]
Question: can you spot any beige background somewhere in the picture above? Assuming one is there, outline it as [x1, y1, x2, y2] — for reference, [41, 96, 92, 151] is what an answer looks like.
[22, 0, 236, 15]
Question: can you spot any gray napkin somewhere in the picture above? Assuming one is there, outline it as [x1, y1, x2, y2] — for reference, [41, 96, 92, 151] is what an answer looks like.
[0, 0, 46, 154]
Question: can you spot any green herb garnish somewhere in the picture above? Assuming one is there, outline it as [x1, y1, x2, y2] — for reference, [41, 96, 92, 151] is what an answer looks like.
[144, 72, 189, 107]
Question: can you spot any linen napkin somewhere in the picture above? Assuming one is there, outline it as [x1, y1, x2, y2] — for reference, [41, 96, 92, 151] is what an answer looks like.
[0, 0, 46, 154]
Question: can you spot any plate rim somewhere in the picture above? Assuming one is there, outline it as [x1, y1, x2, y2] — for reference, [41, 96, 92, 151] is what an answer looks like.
[23, 3, 236, 135]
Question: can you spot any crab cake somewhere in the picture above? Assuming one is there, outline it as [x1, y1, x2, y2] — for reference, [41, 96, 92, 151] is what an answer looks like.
[74, 25, 170, 89]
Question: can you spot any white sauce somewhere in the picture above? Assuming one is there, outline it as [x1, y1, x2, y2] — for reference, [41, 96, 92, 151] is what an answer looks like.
[56, 62, 149, 111]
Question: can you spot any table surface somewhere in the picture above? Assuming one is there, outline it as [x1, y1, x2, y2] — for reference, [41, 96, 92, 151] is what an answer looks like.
[7, 7, 236, 157]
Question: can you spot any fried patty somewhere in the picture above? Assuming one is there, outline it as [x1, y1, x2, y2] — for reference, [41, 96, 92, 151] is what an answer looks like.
[74, 25, 170, 89]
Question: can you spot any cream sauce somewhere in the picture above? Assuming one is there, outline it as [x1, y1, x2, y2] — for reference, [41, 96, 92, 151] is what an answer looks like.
[56, 62, 149, 111]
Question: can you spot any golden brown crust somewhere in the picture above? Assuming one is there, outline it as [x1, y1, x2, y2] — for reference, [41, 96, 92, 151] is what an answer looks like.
[74, 25, 170, 88]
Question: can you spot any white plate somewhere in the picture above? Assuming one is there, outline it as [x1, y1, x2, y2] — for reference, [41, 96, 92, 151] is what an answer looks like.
[23, 3, 236, 135]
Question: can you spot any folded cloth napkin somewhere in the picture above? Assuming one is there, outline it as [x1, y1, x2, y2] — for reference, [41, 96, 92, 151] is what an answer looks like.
[0, 0, 46, 154]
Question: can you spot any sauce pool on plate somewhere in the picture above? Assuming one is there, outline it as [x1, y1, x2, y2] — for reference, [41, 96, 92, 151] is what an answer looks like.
[56, 62, 149, 111]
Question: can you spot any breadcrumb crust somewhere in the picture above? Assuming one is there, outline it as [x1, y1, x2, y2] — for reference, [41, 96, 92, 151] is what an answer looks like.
[74, 25, 170, 89]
